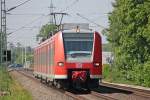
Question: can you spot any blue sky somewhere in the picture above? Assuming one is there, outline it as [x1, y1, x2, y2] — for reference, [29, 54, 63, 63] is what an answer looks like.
[4, 0, 114, 47]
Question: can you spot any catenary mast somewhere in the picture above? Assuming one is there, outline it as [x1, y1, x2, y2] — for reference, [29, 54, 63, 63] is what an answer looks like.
[0, 0, 7, 65]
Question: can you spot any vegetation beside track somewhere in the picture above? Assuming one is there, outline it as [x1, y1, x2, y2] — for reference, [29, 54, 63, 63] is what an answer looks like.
[103, 64, 150, 87]
[0, 66, 32, 100]
[103, 0, 150, 88]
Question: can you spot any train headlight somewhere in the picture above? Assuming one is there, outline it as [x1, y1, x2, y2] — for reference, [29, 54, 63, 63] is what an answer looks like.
[58, 62, 64, 67]
[94, 62, 100, 67]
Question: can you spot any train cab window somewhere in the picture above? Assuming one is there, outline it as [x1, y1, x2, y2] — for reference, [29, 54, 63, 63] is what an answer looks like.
[63, 33, 93, 62]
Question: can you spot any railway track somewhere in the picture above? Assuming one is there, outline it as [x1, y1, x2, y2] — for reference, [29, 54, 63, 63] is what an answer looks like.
[11, 68, 150, 100]
[100, 82, 150, 99]
[90, 91, 117, 100]
[13, 69, 87, 100]
[14, 69, 116, 100]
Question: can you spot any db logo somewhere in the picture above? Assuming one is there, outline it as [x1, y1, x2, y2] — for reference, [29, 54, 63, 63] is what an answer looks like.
[76, 63, 82, 68]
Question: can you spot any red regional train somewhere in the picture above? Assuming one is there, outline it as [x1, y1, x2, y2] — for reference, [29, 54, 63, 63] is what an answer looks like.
[33, 26, 102, 89]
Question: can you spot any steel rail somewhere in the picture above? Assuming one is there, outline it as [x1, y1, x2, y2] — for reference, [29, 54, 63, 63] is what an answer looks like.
[91, 91, 118, 100]
[101, 82, 150, 98]
[14, 69, 87, 100]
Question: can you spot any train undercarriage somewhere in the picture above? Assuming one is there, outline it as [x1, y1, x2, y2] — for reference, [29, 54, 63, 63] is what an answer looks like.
[34, 69, 100, 90]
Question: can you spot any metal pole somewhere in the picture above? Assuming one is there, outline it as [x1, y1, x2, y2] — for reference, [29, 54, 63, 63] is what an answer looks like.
[0, 0, 3, 65]
[22, 47, 24, 64]
[1, 0, 7, 66]
[25, 46, 26, 69]
[0, 0, 9, 92]
[49, 0, 54, 24]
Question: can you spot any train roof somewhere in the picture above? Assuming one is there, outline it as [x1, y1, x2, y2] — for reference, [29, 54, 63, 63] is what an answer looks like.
[36, 29, 95, 48]
[35, 23, 96, 50]
[62, 29, 93, 33]
[35, 32, 58, 50]
[61, 23, 93, 33]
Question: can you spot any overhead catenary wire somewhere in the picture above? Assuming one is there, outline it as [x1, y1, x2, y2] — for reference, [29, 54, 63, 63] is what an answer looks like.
[75, 13, 111, 36]
[58, 0, 79, 12]
[7, 26, 40, 30]
[7, 13, 46, 16]
[7, 0, 32, 12]
[64, 7, 108, 25]
[76, 13, 107, 29]
[7, 15, 48, 35]
[7, 0, 79, 35]
[9, 36, 37, 39]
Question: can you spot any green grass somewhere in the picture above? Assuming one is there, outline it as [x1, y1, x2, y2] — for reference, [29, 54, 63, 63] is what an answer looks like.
[0, 66, 33, 100]
[103, 64, 138, 86]
[0, 67, 12, 92]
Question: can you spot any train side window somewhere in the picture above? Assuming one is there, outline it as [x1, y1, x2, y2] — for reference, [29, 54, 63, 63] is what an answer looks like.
[37, 51, 38, 67]
[46, 46, 47, 67]
[41, 51, 42, 66]
[42, 48, 45, 67]
[38, 51, 39, 66]
[51, 45, 54, 66]
[42, 50, 43, 66]
[38, 51, 39, 67]
[40, 49, 42, 67]
[49, 47, 51, 66]
[49, 42, 55, 66]
[39, 49, 40, 68]
[42, 52, 44, 66]
[47, 46, 49, 67]
[43, 51, 46, 67]
[39, 49, 40, 67]
[35, 52, 37, 67]
[50, 47, 53, 66]
[36, 50, 39, 68]
[50, 44, 53, 66]
[52, 42, 55, 66]
[44, 46, 47, 67]
[45, 49, 46, 67]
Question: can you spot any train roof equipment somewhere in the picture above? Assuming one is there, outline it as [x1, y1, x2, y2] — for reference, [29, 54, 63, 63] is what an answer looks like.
[61, 23, 93, 33]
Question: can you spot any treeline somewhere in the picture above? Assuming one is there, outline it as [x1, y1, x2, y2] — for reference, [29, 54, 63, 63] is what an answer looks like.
[8, 43, 33, 65]
[104, 0, 150, 87]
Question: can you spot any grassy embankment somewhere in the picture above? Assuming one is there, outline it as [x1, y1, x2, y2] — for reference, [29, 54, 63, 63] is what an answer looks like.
[103, 64, 139, 86]
[0, 66, 32, 100]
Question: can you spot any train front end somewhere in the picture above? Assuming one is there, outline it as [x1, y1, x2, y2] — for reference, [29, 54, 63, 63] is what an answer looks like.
[62, 31, 102, 88]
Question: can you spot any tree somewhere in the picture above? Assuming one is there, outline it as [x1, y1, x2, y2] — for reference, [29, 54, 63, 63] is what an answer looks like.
[15, 45, 33, 65]
[36, 24, 57, 40]
[106, 0, 150, 86]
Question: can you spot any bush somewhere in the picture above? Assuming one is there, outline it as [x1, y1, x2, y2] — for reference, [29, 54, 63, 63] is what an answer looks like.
[103, 64, 110, 79]
[143, 61, 150, 87]
[103, 64, 123, 82]
[103, 62, 150, 88]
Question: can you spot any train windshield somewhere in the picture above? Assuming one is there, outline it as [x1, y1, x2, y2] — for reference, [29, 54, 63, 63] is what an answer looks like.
[63, 33, 93, 62]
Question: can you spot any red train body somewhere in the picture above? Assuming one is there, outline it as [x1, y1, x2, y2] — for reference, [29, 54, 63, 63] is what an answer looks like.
[33, 29, 102, 89]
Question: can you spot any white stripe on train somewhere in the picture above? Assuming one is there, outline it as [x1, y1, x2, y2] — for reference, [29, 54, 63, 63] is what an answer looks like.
[33, 72, 102, 79]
